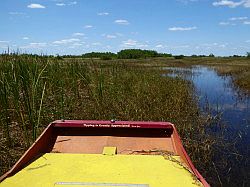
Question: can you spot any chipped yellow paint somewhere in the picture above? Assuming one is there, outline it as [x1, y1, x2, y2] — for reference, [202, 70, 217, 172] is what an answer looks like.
[0, 153, 202, 187]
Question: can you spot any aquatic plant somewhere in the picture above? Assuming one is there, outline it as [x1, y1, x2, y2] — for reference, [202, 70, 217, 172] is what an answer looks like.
[0, 54, 249, 186]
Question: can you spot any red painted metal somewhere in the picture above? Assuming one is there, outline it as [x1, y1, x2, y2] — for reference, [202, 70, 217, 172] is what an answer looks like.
[0, 122, 56, 182]
[0, 120, 210, 187]
[171, 124, 210, 187]
[53, 120, 173, 129]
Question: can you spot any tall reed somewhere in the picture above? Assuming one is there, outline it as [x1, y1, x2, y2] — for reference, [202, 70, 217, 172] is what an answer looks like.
[0, 54, 234, 186]
[0, 71, 12, 146]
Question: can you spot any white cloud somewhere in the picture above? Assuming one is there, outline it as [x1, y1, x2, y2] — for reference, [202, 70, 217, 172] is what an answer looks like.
[155, 44, 165, 48]
[72, 43, 83, 46]
[229, 16, 248, 20]
[97, 12, 109, 16]
[219, 16, 248, 26]
[56, 1, 77, 6]
[202, 43, 219, 47]
[72, 32, 85, 36]
[175, 45, 190, 48]
[121, 39, 148, 48]
[9, 12, 26, 15]
[102, 33, 122, 39]
[56, 3, 66, 6]
[101, 34, 116, 39]
[106, 45, 112, 48]
[219, 21, 230, 25]
[21, 42, 47, 49]
[0, 41, 9, 43]
[177, 0, 200, 4]
[122, 39, 138, 46]
[30, 42, 46, 47]
[27, 4, 46, 9]
[114, 19, 130, 25]
[212, 1, 244, 8]
[219, 44, 227, 48]
[68, 41, 84, 49]
[244, 0, 250, 7]
[53, 38, 80, 44]
[137, 44, 149, 48]
[92, 42, 102, 46]
[168, 26, 197, 31]
[243, 21, 250, 24]
[131, 32, 139, 35]
[199, 43, 228, 50]
[22, 37, 29, 40]
[68, 1, 77, 5]
[106, 35, 117, 39]
[212, 1, 250, 8]
[84, 25, 93, 29]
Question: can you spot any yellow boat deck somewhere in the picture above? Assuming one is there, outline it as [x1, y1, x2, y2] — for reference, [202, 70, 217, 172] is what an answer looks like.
[1, 150, 202, 187]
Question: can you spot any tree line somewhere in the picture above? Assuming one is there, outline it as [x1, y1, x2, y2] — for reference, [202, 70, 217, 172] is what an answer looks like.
[1, 49, 250, 59]
[78, 49, 172, 60]
[58, 49, 171, 60]
[77, 50, 250, 59]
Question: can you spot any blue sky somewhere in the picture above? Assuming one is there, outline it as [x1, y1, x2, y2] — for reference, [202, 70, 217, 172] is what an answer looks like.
[0, 0, 250, 56]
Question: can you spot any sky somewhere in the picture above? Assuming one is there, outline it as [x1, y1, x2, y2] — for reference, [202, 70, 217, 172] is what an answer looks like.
[0, 0, 250, 56]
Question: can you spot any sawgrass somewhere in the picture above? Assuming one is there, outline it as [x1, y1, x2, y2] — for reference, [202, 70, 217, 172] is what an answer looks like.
[160, 56, 250, 94]
[0, 54, 243, 186]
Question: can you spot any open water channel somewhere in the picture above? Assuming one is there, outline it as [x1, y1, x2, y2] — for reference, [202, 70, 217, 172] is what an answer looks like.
[164, 66, 250, 186]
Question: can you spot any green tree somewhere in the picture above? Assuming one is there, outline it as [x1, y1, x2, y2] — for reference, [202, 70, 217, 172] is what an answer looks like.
[117, 49, 159, 59]
[246, 52, 250, 58]
[82, 52, 117, 59]
[174, 55, 185, 59]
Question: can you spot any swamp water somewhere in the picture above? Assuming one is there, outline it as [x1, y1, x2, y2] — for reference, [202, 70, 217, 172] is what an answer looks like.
[164, 66, 250, 186]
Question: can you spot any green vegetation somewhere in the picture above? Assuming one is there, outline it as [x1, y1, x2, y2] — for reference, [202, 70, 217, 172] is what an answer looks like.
[156, 56, 250, 94]
[0, 54, 225, 185]
[214, 64, 250, 93]
[79, 49, 172, 59]
[0, 54, 249, 186]
[209, 53, 215, 57]
[117, 49, 159, 59]
[174, 55, 185, 59]
[57, 49, 172, 60]
[81, 52, 117, 59]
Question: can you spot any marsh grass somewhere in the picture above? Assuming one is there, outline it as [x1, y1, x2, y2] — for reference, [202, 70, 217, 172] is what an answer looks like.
[0, 55, 243, 186]
[0, 72, 11, 147]
[212, 65, 250, 94]
[164, 57, 250, 94]
[135, 56, 250, 94]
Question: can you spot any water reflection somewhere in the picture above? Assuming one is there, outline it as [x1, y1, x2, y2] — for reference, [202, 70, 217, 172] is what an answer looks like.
[164, 66, 250, 128]
[164, 65, 250, 185]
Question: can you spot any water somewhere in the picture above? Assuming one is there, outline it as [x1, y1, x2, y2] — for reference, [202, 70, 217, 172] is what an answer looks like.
[164, 66, 250, 186]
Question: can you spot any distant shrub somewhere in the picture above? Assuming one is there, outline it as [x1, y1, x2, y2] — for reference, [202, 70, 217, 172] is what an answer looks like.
[117, 49, 158, 59]
[246, 52, 250, 58]
[58, 50, 174, 60]
[174, 55, 185, 59]
[209, 53, 215, 57]
[233, 55, 242, 58]
[82, 52, 117, 59]
[101, 55, 112, 60]
[56, 55, 64, 60]
[159, 53, 172, 57]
